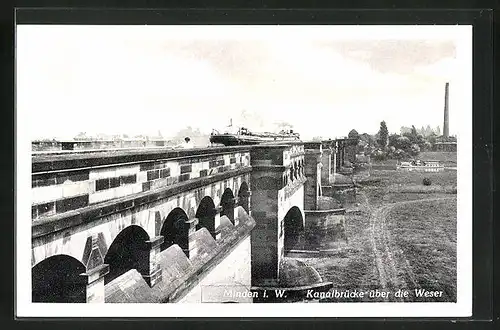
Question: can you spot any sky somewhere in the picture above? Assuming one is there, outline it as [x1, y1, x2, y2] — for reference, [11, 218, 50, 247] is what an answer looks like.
[16, 25, 472, 141]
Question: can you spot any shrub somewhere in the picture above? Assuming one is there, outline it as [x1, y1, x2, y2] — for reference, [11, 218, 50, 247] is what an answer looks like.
[372, 150, 386, 161]
[392, 149, 407, 160]
[423, 178, 432, 186]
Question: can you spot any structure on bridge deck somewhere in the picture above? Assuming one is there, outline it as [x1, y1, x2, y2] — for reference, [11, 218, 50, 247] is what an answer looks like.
[32, 139, 175, 152]
[30, 139, 351, 303]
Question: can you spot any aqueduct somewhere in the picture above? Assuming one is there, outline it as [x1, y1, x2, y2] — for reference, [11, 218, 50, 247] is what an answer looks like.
[31, 140, 348, 303]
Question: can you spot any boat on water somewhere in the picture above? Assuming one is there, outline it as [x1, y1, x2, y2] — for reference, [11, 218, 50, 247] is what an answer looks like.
[396, 159, 444, 172]
[210, 120, 300, 146]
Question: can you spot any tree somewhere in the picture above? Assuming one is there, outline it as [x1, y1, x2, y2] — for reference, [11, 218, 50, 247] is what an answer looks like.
[402, 125, 419, 145]
[377, 121, 389, 149]
[348, 129, 359, 140]
[400, 126, 412, 135]
[388, 133, 400, 148]
[359, 133, 376, 148]
[74, 132, 88, 140]
[425, 125, 433, 137]
[389, 135, 411, 155]
[348, 129, 359, 146]
[356, 139, 368, 154]
[427, 132, 437, 146]
[410, 143, 421, 156]
[418, 126, 424, 136]
[393, 148, 406, 160]
[410, 125, 418, 138]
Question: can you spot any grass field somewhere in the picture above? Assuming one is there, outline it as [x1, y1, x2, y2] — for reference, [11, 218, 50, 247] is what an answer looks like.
[363, 169, 457, 207]
[298, 167, 457, 303]
[367, 168, 457, 186]
[386, 198, 457, 302]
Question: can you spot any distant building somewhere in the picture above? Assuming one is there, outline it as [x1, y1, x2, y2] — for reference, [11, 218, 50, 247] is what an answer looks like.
[434, 141, 457, 152]
[433, 134, 457, 152]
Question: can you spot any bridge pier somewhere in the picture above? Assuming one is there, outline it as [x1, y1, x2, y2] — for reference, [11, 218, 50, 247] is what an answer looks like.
[331, 141, 338, 179]
[143, 236, 164, 287]
[249, 145, 289, 285]
[346, 140, 357, 164]
[187, 217, 200, 256]
[304, 142, 323, 211]
[320, 140, 334, 186]
[248, 143, 306, 286]
[82, 264, 109, 303]
[336, 140, 345, 168]
[227, 197, 239, 225]
[213, 206, 222, 241]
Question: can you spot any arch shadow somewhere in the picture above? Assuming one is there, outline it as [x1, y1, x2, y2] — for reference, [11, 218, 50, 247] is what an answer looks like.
[283, 206, 304, 252]
[237, 182, 250, 214]
[196, 196, 217, 239]
[32, 254, 87, 303]
[220, 188, 235, 224]
[160, 207, 189, 257]
[104, 225, 150, 285]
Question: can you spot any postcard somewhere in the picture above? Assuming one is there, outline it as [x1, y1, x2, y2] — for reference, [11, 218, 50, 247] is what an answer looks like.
[16, 24, 472, 318]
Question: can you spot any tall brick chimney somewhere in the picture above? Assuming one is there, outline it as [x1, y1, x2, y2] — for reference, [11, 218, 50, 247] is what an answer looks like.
[443, 82, 449, 138]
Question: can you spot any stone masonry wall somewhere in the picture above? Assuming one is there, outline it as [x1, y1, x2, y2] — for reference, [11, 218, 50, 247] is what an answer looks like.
[103, 207, 255, 303]
[32, 147, 252, 269]
[177, 235, 252, 303]
[320, 147, 333, 186]
[32, 148, 251, 221]
[304, 142, 322, 211]
[31, 173, 250, 267]
[249, 143, 306, 285]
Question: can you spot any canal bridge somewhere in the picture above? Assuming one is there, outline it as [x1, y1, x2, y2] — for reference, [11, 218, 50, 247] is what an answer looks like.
[31, 139, 349, 303]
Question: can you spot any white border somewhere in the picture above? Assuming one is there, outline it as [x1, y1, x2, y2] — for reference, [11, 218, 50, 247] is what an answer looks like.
[16, 25, 472, 318]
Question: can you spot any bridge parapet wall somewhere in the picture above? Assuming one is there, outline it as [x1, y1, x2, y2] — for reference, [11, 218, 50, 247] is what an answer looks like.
[31, 147, 251, 221]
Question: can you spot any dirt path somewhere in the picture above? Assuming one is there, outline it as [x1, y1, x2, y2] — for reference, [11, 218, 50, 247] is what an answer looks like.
[359, 192, 455, 302]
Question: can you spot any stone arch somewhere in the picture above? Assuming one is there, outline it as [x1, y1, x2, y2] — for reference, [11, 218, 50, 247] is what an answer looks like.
[237, 182, 250, 213]
[160, 207, 189, 256]
[32, 254, 87, 303]
[196, 196, 217, 239]
[283, 206, 304, 252]
[104, 225, 150, 285]
[220, 188, 236, 224]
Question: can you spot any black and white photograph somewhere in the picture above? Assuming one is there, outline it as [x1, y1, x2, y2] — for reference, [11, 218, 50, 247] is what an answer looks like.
[16, 24, 472, 317]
